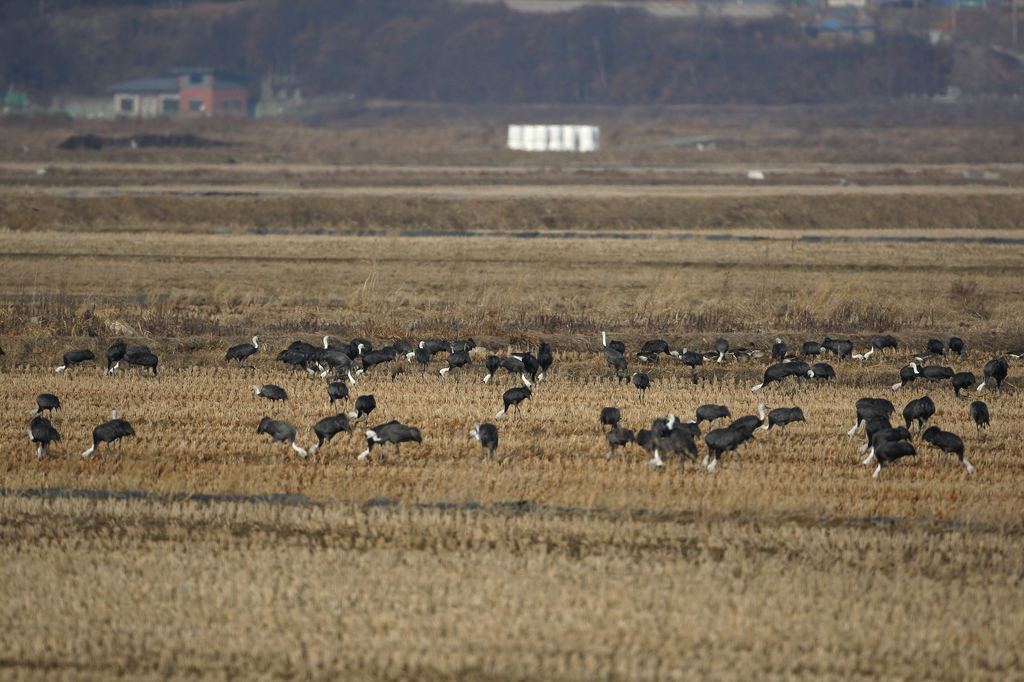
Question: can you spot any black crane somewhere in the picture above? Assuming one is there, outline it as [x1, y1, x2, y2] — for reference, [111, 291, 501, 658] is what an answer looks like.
[847, 397, 895, 436]
[327, 381, 349, 404]
[253, 384, 287, 412]
[600, 407, 622, 430]
[81, 410, 135, 458]
[27, 415, 61, 460]
[695, 404, 731, 426]
[358, 421, 422, 461]
[978, 357, 1009, 394]
[921, 427, 974, 475]
[903, 396, 936, 432]
[56, 349, 95, 373]
[969, 401, 990, 431]
[226, 336, 260, 368]
[496, 387, 532, 420]
[31, 393, 60, 417]
[762, 407, 805, 434]
[632, 372, 650, 403]
[470, 422, 499, 458]
[951, 372, 976, 398]
[105, 341, 126, 375]
[309, 414, 351, 458]
[256, 417, 307, 459]
[348, 394, 377, 422]
[871, 441, 917, 479]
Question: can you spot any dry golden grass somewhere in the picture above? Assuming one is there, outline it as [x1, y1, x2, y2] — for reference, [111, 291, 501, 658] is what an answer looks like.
[4, 175, 1024, 678]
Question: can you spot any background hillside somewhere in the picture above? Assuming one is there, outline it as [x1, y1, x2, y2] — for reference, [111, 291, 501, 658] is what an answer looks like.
[1, 0, 1000, 106]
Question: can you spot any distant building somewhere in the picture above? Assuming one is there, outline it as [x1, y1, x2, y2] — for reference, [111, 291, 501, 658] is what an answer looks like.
[106, 68, 249, 118]
[808, 17, 876, 43]
[508, 125, 600, 152]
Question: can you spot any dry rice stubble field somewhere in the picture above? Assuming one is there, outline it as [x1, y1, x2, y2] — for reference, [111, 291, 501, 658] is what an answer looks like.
[4, 214, 1024, 679]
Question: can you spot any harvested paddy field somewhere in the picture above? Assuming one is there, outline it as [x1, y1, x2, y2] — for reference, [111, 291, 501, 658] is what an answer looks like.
[3, 146, 1024, 678]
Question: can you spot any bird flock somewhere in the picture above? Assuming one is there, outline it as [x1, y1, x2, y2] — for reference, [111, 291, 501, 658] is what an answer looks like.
[5, 331, 1014, 479]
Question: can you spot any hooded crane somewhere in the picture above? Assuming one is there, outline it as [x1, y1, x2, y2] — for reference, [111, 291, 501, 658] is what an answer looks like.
[921, 426, 975, 475]
[800, 341, 826, 357]
[771, 338, 788, 362]
[27, 415, 61, 460]
[641, 339, 670, 356]
[605, 426, 634, 460]
[632, 372, 650, 403]
[253, 384, 287, 412]
[855, 335, 898, 360]
[948, 337, 967, 356]
[309, 414, 351, 458]
[648, 415, 700, 469]
[751, 362, 810, 393]
[704, 428, 746, 473]
[439, 350, 471, 377]
[762, 407, 805, 434]
[226, 336, 259, 368]
[496, 387, 531, 420]
[327, 381, 349, 404]
[951, 372, 976, 398]
[317, 350, 358, 384]
[978, 357, 1009, 393]
[969, 400, 990, 431]
[537, 343, 553, 382]
[452, 338, 476, 354]
[891, 363, 920, 392]
[419, 339, 452, 358]
[359, 347, 397, 375]
[600, 406, 622, 430]
[123, 348, 160, 379]
[903, 396, 936, 433]
[392, 340, 414, 357]
[358, 421, 422, 461]
[470, 422, 499, 458]
[56, 349, 95, 373]
[411, 346, 432, 373]
[714, 338, 729, 364]
[919, 365, 953, 385]
[822, 338, 854, 361]
[695, 404, 731, 426]
[809, 363, 836, 382]
[926, 338, 946, 357]
[602, 332, 626, 355]
[601, 333, 628, 381]
[860, 425, 911, 466]
[105, 341, 126, 375]
[729, 404, 767, 441]
[81, 410, 135, 458]
[511, 352, 541, 384]
[31, 393, 60, 417]
[871, 441, 917, 479]
[847, 397, 895, 436]
[256, 417, 307, 459]
[348, 394, 377, 422]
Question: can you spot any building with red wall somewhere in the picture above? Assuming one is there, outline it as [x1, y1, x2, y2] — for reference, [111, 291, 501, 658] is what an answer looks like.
[107, 68, 249, 118]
